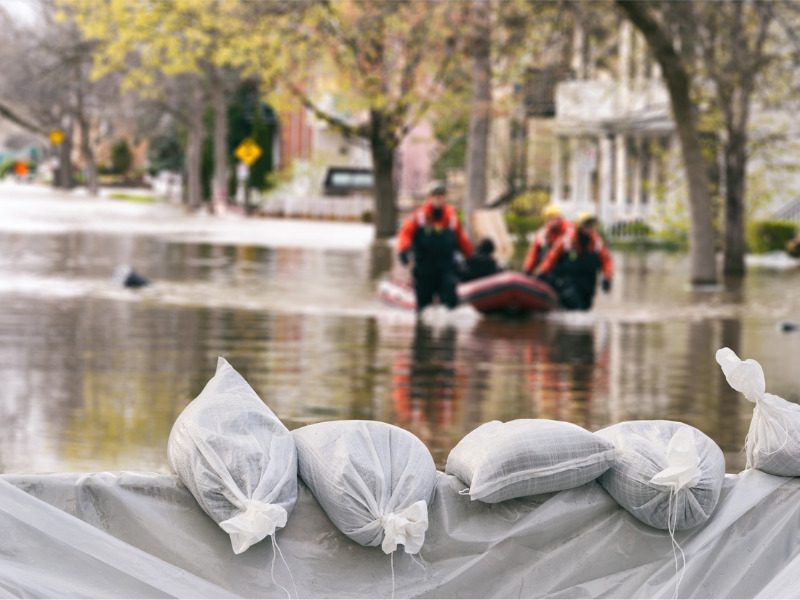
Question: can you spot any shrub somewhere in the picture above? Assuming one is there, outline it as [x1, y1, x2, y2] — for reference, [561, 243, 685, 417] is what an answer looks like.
[111, 139, 134, 176]
[787, 234, 800, 258]
[509, 189, 550, 215]
[505, 213, 544, 242]
[0, 158, 16, 177]
[608, 220, 652, 238]
[504, 189, 549, 243]
[747, 220, 798, 254]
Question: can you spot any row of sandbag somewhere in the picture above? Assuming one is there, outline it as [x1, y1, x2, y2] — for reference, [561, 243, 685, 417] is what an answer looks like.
[165, 347, 794, 556]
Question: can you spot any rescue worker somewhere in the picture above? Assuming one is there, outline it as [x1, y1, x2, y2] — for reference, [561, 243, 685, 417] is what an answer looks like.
[460, 237, 501, 282]
[533, 212, 613, 310]
[397, 184, 474, 312]
[523, 204, 571, 276]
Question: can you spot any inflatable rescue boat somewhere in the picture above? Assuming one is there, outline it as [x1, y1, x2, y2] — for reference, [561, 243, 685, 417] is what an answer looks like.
[377, 271, 558, 315]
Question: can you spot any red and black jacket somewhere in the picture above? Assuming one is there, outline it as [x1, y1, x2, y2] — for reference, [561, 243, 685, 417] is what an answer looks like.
[397, 202, 473, 270]
[523, 217, 571, 274]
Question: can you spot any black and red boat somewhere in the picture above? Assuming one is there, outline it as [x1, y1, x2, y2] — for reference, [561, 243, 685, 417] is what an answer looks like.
[377, 271, 558, 315]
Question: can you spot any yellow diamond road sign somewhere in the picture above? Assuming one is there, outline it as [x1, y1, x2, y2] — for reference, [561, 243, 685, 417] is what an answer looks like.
[235, 138, 262, 166]
[49, 129, 64, 146]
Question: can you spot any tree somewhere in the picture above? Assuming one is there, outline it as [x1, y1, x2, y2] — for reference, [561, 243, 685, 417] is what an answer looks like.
[618, 1, 790, 281]
[0, 0, 119, 193]
[147, 128, 184, 175]
[227, 80, 277, 196]
[267, 1, 464, 238]
[617, 0, 718, 285]
[693, 1, 776, 275]
[111, 139, 133, 176]
[464, 0, 573, 208]
[70, 0, 251, 209]
[464, 0, 492, 237]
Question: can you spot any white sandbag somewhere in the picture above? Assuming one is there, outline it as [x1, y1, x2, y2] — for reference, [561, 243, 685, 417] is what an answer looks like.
[596, 420, 725, 530]
[168, 357, 297, 554]
[292, 420, 436, 554]
[716, 347, 800, 476]
[445, 419, 616, 503]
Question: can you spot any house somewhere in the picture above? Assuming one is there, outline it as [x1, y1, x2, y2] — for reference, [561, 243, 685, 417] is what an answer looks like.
[264, 95, 438, 219]
[548, 20, 800, 231]
[550, 21, 679, 229]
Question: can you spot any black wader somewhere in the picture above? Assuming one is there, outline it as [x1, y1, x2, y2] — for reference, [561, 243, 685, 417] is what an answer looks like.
[551, 246, 602, 311]
[412, 225, 460, 311]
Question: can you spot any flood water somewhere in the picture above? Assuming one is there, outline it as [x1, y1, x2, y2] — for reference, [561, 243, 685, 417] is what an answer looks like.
[2, 184, 800, 474]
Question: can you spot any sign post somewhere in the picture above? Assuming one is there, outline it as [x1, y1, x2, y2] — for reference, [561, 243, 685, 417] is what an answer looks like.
[234, 138, 262, 213]
[48, 129, 65, 187]
[235, 162, 249, 205]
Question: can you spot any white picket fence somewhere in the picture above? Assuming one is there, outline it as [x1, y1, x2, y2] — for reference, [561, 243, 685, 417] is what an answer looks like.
[258, 193, 373, 219]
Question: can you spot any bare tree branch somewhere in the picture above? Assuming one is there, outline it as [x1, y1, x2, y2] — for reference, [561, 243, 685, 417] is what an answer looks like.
[0, 100, 46, 136]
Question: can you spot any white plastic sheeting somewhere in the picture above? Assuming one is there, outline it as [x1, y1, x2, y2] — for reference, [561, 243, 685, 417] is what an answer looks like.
[3, 469, 800, 598]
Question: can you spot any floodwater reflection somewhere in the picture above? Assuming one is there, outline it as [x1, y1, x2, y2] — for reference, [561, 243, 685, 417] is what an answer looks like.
[1, 218, 799, 474]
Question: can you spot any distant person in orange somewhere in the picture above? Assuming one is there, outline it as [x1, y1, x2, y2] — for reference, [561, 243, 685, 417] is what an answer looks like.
[523, 204, 571, 275]
[534, 212, 613, 310]
[397, 184, 474, 311]
[14, 161, 28, 179]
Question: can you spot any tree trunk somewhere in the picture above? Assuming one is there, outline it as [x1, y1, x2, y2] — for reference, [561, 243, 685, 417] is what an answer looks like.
[78, 119, 99, 197]
[675, 102, 718, 285]
[369, 110, 398, 238]
[185, 89, 204, 210]
[464, 0, 492, 238]
[210, 75, 229, 212]
[76, 109, 98, 196]
[723, 131, 747, 275]
[75, 65, 98, 197]
[57, 119, 75, 190]
[617, 1, 718, 285]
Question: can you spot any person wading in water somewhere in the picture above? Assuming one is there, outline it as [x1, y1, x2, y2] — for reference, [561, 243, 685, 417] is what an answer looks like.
[397, 184, 474, 312]
[534, 212, 613, 310]
[523, 203, 571, 278]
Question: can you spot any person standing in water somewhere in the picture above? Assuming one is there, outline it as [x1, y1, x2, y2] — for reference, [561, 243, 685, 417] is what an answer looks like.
[523, 203, 571, 276]
[534, 212, 613, 310]
[396, 184, 474, 312]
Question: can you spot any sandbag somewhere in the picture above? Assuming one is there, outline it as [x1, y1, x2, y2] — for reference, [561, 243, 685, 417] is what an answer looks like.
[167, 357, 297, 554]
[717, 347, 800, 476]
[596, 420, 725, 530]
[445, 419, 616, 503]
[292, 420, 436, 554]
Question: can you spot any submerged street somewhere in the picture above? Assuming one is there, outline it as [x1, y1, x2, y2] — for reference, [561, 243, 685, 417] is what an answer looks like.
[1, 183, 799, 473]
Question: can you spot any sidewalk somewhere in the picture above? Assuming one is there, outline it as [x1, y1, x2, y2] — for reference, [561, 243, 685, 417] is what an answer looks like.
[0, 181, 376, 251]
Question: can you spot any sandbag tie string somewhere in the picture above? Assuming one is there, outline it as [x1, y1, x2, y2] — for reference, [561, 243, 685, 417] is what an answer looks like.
[219, 500, 288, 554]
[380, 500, 429, 555]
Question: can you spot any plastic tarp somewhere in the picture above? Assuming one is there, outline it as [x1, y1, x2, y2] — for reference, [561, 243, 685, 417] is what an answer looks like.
[2, 469, 800, 599]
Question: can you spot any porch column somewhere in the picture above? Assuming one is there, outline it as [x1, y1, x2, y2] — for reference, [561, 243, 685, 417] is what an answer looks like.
[632, 135, 642, 218]
[551, 135, 563, 203]
[599, 134, 614, 225]
[614, 132, 627, 209]
[569, 137, 579, 205]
